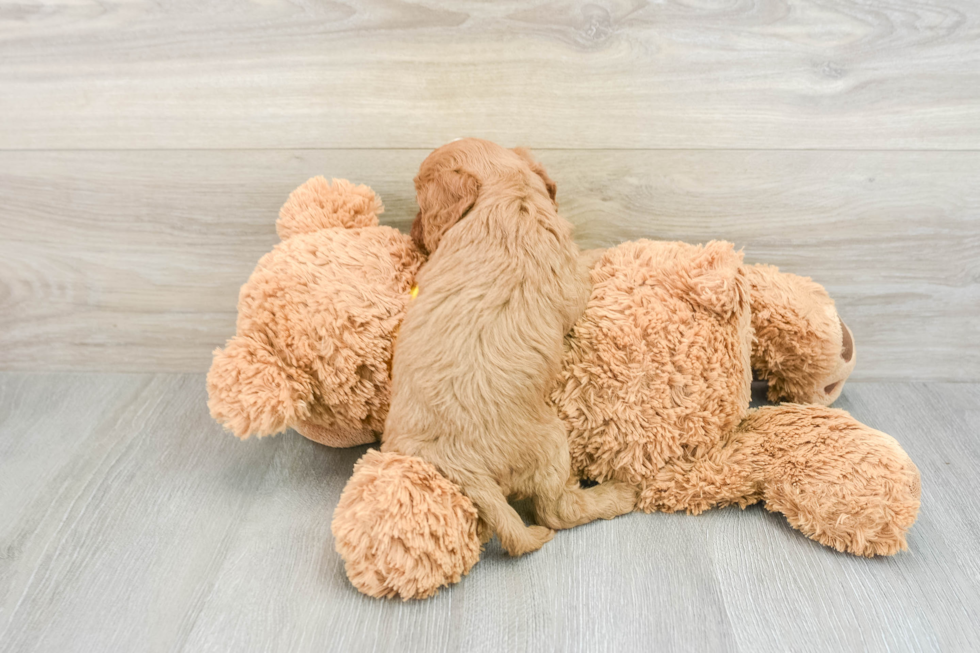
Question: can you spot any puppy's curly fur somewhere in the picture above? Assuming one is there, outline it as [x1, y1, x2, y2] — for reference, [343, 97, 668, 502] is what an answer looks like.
[382, 139, 636, 556]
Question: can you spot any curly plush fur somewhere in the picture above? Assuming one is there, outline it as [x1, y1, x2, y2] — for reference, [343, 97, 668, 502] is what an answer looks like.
[333, 232, 919, 598]
[555, 239, 753, 498]
[642, 404, 920, 555]
[741, 405, 920, 556]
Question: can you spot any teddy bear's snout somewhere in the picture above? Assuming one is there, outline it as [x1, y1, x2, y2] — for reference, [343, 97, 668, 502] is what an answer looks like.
[821, 317, 856, 395]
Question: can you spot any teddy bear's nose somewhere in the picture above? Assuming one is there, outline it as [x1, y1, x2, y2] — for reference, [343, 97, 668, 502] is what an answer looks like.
[839, 317, 854, 362]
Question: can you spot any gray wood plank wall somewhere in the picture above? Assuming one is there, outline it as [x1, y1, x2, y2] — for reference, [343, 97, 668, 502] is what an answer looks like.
[1, 1, 978, 379]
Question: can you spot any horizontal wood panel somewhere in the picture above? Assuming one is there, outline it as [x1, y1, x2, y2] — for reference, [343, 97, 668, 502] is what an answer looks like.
[1, 0, 980, 150]
[1, 149, 977, 379]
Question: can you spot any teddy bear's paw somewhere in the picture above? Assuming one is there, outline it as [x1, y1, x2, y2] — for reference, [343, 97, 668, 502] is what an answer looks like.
[752, 405, 921, 557]
[276, 177, 382, 240]
[332, 450, 481, 600]
[206, 335, 314, 439]
[769, 312, 856, 406]
[769, 454, 920, 557]
[808, 316, 857, 405]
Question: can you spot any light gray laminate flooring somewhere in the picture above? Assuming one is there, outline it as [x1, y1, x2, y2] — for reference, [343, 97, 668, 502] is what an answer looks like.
[1, 374, 977, 653]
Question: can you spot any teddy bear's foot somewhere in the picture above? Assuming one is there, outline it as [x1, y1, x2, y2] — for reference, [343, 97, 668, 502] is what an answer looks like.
[332, 450, 481, 599]
[746, 264, 856, 405]
[743, 404, 921, 556]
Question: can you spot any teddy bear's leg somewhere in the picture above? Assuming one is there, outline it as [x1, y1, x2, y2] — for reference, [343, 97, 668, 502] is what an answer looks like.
[332, 450, 482, 599]
[207, 335, 315, 439]
[739, 404, 920, 556]
[638, 433, 765, 515]
[745, 264, 856, 405]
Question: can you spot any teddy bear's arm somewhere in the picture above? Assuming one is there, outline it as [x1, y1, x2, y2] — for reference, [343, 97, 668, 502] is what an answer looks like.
[641, 404, 920, 557]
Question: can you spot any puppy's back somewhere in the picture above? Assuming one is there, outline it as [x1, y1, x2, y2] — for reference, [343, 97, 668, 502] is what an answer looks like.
[385, 188, 586, 455]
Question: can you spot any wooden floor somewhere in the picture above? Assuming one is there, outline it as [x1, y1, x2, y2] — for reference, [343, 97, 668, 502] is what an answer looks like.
[0, 374, 977, 653]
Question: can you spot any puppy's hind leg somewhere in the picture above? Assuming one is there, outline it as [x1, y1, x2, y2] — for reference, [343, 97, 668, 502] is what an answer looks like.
[532, 424, 637, 530]
[456, 473, 554, 557]
[535, 479, 638, 530]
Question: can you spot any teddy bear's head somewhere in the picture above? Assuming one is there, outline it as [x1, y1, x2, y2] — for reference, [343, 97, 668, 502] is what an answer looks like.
[207, 178, 424, 446]
[746, 264, 857, 405]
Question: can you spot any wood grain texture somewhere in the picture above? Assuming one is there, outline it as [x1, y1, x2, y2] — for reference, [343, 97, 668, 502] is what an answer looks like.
[1, 1, 980, 150]
[0, 374, 977, 653]
[1, 149, 977, 379]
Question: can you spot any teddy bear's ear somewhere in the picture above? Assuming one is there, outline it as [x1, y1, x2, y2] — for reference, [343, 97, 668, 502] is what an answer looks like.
[206, 335, 314, 439]
[670, 241, 748, 318]
[276, 177, 382, 240]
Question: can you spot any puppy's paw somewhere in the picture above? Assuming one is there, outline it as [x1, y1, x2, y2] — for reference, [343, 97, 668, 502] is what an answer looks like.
[526, 525, 556, 553]
[476, 517, 493, 544]
[607, 480, 640, 517]
[503, 525, 555, 557]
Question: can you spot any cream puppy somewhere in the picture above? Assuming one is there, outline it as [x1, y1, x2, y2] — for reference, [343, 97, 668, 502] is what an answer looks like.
[383, 138, 636, 556]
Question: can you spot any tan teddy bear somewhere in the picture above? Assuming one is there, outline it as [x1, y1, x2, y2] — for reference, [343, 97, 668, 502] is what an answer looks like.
[207, 176, 920, 601]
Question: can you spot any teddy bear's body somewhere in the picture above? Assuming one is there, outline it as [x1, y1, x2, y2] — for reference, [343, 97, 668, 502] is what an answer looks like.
[555, 238, 918, 548]
[557, 239, 754, 501]
[208, 177, 920, 601]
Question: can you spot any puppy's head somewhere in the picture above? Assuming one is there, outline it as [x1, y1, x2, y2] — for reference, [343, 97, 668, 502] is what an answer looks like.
[411, 139, 558, 256]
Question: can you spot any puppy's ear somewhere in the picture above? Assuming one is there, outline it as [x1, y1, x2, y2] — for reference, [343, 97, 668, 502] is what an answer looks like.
[410, 210, 427, 255]
[412, 168, 480, 255]
[512, 147, 557, 204]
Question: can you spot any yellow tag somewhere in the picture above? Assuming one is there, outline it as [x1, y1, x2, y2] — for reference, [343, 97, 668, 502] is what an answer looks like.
[391, 285, 419, 375]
